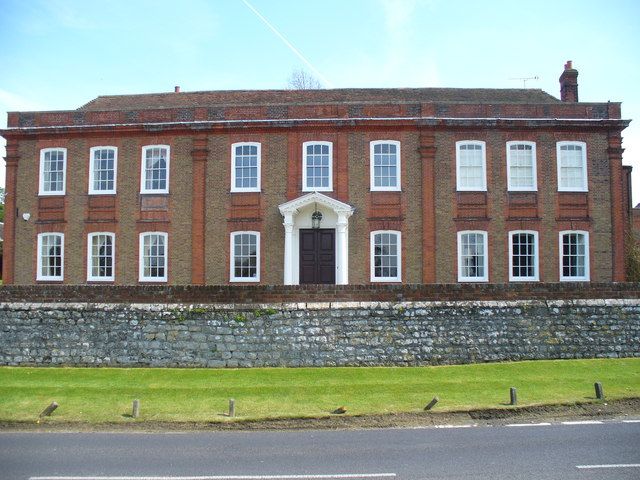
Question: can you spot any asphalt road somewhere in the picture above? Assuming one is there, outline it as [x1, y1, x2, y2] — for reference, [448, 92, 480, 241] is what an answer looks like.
[1, 420, 639, 480]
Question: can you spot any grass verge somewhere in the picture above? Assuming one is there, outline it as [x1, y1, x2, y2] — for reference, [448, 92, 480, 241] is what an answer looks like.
[1, 358, 639, 424]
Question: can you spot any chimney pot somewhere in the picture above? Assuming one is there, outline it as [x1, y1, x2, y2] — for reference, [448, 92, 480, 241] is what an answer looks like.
[174, 86, 181, 93]
[559, 61, 578, 102]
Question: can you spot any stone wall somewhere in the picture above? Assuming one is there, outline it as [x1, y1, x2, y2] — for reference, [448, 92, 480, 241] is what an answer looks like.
[1, 298, 639, 367]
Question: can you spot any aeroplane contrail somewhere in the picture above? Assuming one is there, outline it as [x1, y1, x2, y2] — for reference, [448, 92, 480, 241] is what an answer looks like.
[240, 0, 334, 88]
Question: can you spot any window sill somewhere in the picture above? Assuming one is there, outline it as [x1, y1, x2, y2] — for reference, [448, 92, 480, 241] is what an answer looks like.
[370, 187, 401, 192]
[230, 189, 261, 194]
[302, 188, 333, 193]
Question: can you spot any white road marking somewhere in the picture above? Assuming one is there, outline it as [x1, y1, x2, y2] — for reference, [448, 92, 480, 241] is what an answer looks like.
[622, 419, 640, 423]
[506, 422, 552, 427]
[30, 474, 397, 480]
[576, 464, 640, 469]
[433, 424, 476, 429]
[561, 420, 603, 425]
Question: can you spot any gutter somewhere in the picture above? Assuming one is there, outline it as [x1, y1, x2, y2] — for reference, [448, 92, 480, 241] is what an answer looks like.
[1, 116, 631, 136]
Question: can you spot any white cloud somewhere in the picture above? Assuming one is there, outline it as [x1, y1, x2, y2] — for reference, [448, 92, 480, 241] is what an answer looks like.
[381, 0, 416, 38]
[328, 0, 440, 88]
[46, 0, 96, 30]
[0, 89, 48, 187]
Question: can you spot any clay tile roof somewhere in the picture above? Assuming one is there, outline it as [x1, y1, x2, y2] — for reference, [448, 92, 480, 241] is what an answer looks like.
[78, 88, 561, 111]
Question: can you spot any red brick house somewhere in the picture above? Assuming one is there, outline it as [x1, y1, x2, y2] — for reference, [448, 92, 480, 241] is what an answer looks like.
[0, 62, 633, 285]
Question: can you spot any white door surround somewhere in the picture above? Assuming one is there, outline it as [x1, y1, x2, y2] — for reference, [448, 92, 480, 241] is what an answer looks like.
[278, 192, 355, 285]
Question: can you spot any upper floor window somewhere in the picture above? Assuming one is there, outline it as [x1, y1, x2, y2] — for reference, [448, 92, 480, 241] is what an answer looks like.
[370, 230, 401, 282]
[89, 146, 117, 194]
[557, 141, 587, 192]
[559, 230, 590, 281]
[39, 148, 67, 195]
[37, 233, 64, 281]
[509, 230, 539, 281]
[87, 232, 115, 282]
[139, 232, 168, 282]
[507, 142, 537, 191]
[456, 141, 486, 191]
[230, 231, 260, 282]
[458, 230, 488, 282]
[231, 142, 261, 192]
[303, 141, 332, 192]
[141, 145, 170, 194]
[370, 140, 401, 191]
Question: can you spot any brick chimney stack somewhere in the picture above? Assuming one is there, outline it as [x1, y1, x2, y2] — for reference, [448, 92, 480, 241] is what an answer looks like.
[559, 61, 578, 102]
[174, 86, 181, 93]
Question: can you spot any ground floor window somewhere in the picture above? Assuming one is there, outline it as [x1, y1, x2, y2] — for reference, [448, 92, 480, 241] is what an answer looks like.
[88, 232, 115, 281]
[458, 231, 488, 282]
[370, 230, 401, 282]
[509, 231, 539, 281]
[560, 231, 589, 281]
[37, 233, 64, 281]
[230, 231, 260, 282]
[139, 232, 167, 282]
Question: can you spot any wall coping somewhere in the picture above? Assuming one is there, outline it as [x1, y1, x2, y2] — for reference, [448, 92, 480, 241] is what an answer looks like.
[2, 298, 640, 311]
[0, 283, 639, 304]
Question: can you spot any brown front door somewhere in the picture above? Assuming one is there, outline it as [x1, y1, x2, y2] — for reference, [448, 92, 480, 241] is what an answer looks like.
[299, 229, 335, 284]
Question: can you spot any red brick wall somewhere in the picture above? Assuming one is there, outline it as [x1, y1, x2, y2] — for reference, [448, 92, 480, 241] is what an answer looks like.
[6, 127, 627, 285]
[3, 94, 629, 286]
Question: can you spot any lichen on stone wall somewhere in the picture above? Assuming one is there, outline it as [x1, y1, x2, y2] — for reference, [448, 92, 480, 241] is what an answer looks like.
[0, 299, 639, 367]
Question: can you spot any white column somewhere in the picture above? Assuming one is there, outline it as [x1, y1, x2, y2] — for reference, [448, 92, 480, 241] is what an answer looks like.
[283, 213, 294, 285]
[336, 214, 349, 285]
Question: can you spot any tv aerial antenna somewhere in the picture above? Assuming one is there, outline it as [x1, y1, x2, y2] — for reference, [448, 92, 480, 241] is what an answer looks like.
[510, 76, 540, 88]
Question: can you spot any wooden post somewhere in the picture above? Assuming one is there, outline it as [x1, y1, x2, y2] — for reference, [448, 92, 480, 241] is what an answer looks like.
[424, 396, 439, 411]
[594, 382, 604, 400]
[229, 399, 235, 417]
[132, 399, 140, 418]
[39, 402, 58, 417]
[510, 387, 517, 406]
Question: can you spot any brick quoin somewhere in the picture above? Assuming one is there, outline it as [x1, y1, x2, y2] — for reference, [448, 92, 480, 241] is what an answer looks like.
[0, 63, 634, 287]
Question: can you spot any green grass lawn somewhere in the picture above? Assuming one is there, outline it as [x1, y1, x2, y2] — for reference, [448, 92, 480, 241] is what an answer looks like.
[1, 358, 639, 423]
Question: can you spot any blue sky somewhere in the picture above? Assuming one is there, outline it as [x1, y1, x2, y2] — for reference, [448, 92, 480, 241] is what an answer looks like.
[1, 0, 639, 202]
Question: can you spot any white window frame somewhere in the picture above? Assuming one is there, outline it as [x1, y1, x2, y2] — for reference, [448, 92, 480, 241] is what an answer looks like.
[457, 230, 489, 282]
[559, 230, 590, 281]
[302, 141, 333, 192]
[230, 231, 261, 282]
[230, 142, 261, 193]
[39, 148, 67, 196]
[508, 230, 539, 282]
[456, 140, 487, 191]
[87, 232, 115, 282]
[36, 232, 64, 281]
[556, 141, 588, 192]
[139, 232, 168, 282]
[140, 145, 170, 194]
[370, 140, 401, 192]
[88, 146, 118, 195]
[370, 230, 402, 282]
[506, 141, 537, 191]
